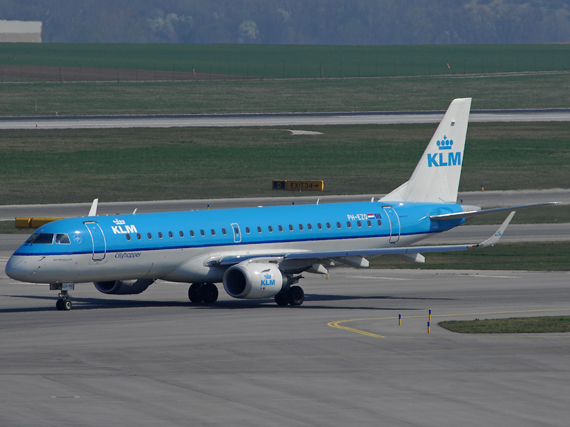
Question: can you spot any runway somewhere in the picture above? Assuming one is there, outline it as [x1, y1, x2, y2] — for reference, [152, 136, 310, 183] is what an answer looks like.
[1, 109, 570, 129]
[1, 263, 569, 426]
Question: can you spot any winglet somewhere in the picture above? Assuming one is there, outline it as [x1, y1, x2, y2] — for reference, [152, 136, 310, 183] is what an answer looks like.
[476, 211, 515, 248]
[88, 198, 99, 217]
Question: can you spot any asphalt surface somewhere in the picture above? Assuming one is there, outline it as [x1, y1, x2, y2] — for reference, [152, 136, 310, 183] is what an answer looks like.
[1, 109, 570, 129]
[1, 263, 569, 426]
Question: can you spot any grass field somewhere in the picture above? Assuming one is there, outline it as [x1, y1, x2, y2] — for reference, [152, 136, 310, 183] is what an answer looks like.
[1, 72, 569, 117]
[370, 242, 570, 271]
[0, 122, 568, 205]
[439, 316, 570, 333]
[1, 43, 570, 78]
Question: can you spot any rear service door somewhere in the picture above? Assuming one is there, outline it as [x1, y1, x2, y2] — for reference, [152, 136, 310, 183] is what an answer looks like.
[84, 221, 107, 261]
[382, 206, 401, 244]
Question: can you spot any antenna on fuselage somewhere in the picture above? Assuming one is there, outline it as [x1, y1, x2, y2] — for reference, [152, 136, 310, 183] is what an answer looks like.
[316, 199, 320, 205]
[88, 198, 99, 217]
[132, 208, 138, 215]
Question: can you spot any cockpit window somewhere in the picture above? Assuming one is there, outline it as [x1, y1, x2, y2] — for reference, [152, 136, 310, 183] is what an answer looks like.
[55, 233, 71, 244]
[25, 233, 54, 244]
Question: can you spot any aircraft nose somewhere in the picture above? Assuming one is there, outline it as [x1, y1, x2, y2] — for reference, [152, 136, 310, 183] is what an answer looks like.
[5, 255, 36, 281]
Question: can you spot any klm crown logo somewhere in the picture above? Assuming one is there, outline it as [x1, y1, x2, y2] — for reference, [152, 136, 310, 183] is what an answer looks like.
[428, 135, 461, 168]
[437, 136, 453, 150]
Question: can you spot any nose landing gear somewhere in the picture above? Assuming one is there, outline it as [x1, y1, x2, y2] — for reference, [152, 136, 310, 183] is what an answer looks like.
[50, 283, 75, 311]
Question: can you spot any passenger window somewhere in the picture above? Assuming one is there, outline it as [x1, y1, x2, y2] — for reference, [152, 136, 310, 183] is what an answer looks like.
[299, 224, 304, 231]
[168, 231, 174, 238]
[179, 231, 184, 237]
[377, 219, 382, 226]
[190, 230, 194, 237]
[211, 229, 216, 236]
[347, 221, 352, 228]
[278, 225, 283, 232]
[307, 224, 312, 230]
[317, 223, 322, 230]
[245, 227, 250, 234]
[158, 232, 163, 239]
[55, 233, 70, 244]
[367, 220, 372, 227]
[148, 233, 152, 239]
[257, 226, 262, 233]
[200, 229, 205, 236]
[137, 233, 142, 240]
[357, 221, 362, 228]
[268, 225, 273, 232]
[289, 224, 294, 231]
[222, 228, 227, 235]
[336, 222, 341, 229]
[126, 234, 131, 241]
[326, 222, 331, 229]
[234, 227, 240, 235]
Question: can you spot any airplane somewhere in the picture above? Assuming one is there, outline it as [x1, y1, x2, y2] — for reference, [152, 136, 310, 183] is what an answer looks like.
[5, 98, 556, 310]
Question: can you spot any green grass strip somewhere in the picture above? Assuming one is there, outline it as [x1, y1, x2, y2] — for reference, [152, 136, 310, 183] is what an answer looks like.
[439, 316, 570, 333]
[1, 43, 570, 78]
[370, 242, 570, 271]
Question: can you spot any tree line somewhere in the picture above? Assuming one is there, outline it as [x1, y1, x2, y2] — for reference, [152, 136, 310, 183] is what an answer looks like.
[2, 0, 570, 45]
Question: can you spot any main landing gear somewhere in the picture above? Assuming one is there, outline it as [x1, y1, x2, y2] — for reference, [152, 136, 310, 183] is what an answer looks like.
[275, 285, 305, 307]
[188, 283, 219, 304]
[50, 283, 75, 311]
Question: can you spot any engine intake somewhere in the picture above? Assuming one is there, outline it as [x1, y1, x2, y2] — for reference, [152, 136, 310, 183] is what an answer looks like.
[94, 279, 154, 295]
[223, 262, 289, 299]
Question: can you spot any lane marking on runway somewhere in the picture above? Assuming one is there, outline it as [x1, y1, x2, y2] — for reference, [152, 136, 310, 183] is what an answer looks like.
[353, 276, 410, 281]
[329, 308, 570, 338]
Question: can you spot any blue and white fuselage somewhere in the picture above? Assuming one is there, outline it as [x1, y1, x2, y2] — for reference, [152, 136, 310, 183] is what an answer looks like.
[6, 201, 465, 285]
[7, 98, 551, 310]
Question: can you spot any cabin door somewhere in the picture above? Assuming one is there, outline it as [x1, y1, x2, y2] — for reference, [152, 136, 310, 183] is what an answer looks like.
[231, 223, 242, 243]
[84, 221, 107, 261]
[382, 206, 401, 244]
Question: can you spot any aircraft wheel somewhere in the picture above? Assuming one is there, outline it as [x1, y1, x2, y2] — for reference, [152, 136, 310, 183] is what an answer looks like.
[202, 283, 218, 304]
[56, 299, 64, 311]
[63, 299, 72, 311]
[188, 283, 204, 304]
[275, 292, 289, 306]
[288, 286, 305, 306]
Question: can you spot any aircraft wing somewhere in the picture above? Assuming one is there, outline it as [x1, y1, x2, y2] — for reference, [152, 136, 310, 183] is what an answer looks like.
[216, 212, 515, 267]
[430, 202, 557, 221]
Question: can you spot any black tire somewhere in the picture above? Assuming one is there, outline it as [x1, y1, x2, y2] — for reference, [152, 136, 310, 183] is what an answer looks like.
[202, 283, 218, 304]
[275, 292, 289, 306]
[63, 299, 72, 311]
[56, 299, 63, 311]
[188, 283, 204, 303]
[287, 286, 305, 306]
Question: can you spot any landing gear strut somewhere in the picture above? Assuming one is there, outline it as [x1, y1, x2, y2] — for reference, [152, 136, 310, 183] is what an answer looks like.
[275, 285, 305, 307]
[188, 283, 219, 304]
[51, 283, 74, 311]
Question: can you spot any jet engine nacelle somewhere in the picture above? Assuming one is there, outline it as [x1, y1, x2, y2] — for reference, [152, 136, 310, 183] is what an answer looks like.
[94, 279, 154, 295]
[223, 262, 289, 299]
